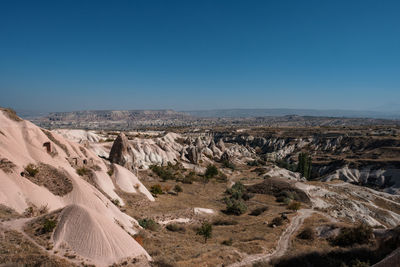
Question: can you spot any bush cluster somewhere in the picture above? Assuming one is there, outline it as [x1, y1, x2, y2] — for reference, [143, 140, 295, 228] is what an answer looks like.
[221, 160, 235, 170]
[287, 201, 301, 211]
[204, 164, 218, 178]
[150, 184, 163, 195]
[297, 227, 315, 240]
[138, 218, 159, 231]
[270, 216, 284, 227]
[224, 182, 250, 215]
[150, 164, 176, 181]
[331, 224, 373, 247]
[250, 206, 268, 216]
[41, 218, 57, 234]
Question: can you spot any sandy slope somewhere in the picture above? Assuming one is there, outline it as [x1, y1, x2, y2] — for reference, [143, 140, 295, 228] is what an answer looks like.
[0, 110, 151, 265]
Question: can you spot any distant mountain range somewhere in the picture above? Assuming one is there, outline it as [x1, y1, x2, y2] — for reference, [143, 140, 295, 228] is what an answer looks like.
[183, 108, 400, 119]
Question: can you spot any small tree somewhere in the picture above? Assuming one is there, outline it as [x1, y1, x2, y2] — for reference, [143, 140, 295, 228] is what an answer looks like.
[197, 222, 212, 243]
[297, 152, 312, 179]
[204, 164, 218, 178]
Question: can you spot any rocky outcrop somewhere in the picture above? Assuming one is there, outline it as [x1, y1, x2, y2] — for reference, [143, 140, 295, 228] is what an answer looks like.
[186, 146, 199, 164]
[109, 133, 135, 170]
[217, 139, 225, 151]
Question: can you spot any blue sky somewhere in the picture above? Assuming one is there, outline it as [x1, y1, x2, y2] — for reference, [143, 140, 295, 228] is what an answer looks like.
[0, 0, 399, 112]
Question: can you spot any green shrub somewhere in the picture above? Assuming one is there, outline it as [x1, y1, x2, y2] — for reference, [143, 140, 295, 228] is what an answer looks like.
[270, 216, 284, 227]
[25, 164, 39, 177]
[150, 184, 163, 195]
[331, 224, 373, 247]
[204, 164, 218, 178]
[197, 222, 212, 243]
[107, 169, 113, 176]
[150, 165, 176, 181]
[166, 224, 185, 233]
[138, 218, 159, 231]
[297, 227, 315, 240]
[287, 201, 301, 211]
[42, 218, 57, 233]
[174, 184, 183, 193]
[222, 160, 235, 170]
[224, 198, 247, 215]
[226, 182, 245, 199]
[76, 167, 90, 176]
[250, 206, 268, 216]
[111, 198, 120, 207]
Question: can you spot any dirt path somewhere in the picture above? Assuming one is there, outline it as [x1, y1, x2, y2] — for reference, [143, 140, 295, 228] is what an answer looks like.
[228, 209, 314, 267]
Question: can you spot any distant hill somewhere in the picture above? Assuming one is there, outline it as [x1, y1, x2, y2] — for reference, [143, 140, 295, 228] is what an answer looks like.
[183, 108, 400, 119]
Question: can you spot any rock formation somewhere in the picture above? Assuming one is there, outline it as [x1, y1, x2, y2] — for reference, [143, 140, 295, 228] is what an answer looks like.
[109, 133, 135, 170]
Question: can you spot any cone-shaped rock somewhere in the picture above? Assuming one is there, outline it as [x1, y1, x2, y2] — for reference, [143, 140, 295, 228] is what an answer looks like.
[109, 133, 134, 169]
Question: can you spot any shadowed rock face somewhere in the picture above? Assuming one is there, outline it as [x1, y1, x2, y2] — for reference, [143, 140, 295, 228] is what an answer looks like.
[109, 133, 134, 170]
[186, 146, 199, 164]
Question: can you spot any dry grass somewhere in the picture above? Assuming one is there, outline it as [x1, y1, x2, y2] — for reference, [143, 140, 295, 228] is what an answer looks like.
[0, 204, 21, 221]
[0, 158, 16, 174]
[0, 107, 22, 121]
[0, 229, 74, 266]
[23, 163, 73, 196]
[24, 209, 61, 248]
[119, 170, 293, 266]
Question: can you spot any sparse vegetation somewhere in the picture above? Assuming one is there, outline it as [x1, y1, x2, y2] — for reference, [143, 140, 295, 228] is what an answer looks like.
[331, 224, 373, 247]
[166, 224, 185, 233]
[196, 222, 212, 243]
[138, 218, 159, 231]
[150, 184, 163, 195]
[270, 216, 284, 227]
[0, 158, 16, 173]
[41, 218, 57, 234]
[76, 167, 90, 176]
[111, 199, 120, 207]
[0, 108, 22, 121]
[297, 227, 315, 240]
[204, 164, 218, 178]
[221, 159, 235, 170]
[287, 201, 301, 211]
[250, 206, 268, 216]
[25, 163, 39, 177]
[174, 184, 183, 193]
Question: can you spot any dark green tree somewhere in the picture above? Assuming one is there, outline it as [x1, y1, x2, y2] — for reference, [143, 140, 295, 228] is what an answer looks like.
[197, 222, 212, 243]
[297, 152, 312, 179]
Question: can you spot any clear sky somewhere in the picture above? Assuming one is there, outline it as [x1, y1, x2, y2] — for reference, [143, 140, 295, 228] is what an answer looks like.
[1, 0, 399, 112]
